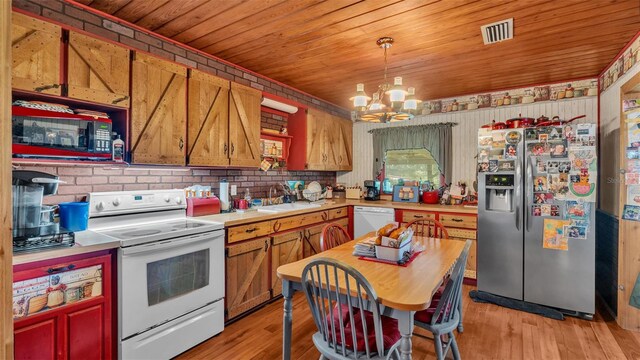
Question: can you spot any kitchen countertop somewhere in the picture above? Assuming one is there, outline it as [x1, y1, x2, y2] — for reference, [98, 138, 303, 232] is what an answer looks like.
[199, 198, 477, 226]
[13, 230, 120, 266]
[12, 199, 476, 264]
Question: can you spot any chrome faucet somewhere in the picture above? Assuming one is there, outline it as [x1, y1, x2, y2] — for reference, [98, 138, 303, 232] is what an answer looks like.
[269, 185, 278, 205]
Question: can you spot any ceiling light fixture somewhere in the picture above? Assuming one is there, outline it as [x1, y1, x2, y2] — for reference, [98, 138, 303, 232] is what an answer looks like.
[350, 37, 419, 123]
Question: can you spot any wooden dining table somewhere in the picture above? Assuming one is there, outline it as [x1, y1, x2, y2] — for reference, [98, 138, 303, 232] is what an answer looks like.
[276, 235, 466, 360]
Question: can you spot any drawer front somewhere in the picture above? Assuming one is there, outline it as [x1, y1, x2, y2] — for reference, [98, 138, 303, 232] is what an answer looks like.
[328, 207, 348, 220]
[334, 217, 349, 229]
[440, 214, 477, 229]
[272, 211, 327, 233]
[447, 228, 477, 239]
[227, 221, 272, 243]
[402, 211, 435, 223]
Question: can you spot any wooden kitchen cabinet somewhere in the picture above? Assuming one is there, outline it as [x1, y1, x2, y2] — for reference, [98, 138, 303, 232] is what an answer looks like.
[227, 220, 272, 244]
[228, 82, 261, 167]
[398, 209, 478, 279]
[271, 230, 303, 296]
[326, 116, 353, 171]
[225, 237, 271, 319]
[131, 52, 187, 165]
[13, 251, 113, 360]
[11, 12, 62, 95]
[291, 107, 353, 171]
[187, 69, 230, 166]
[67, 31, 130, 107]
[303, 223, 325, 258]
[271, 211, 328, 233]
[305, 109, 328, 170]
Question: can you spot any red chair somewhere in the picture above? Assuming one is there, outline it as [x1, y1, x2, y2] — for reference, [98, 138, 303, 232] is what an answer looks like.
[320, 222, 351, 251]
[406, 219, 449, 239]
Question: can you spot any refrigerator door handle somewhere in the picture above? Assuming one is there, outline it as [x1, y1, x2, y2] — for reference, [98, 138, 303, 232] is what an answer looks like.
[515, 147, 522, 231]
[525, 154, 533, 232]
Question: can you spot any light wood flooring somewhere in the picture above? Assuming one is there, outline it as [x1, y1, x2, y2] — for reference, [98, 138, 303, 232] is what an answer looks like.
[177, 285, 640, 359]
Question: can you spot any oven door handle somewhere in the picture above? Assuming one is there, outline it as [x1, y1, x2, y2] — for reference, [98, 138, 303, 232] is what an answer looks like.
[121, 232, 221, 256]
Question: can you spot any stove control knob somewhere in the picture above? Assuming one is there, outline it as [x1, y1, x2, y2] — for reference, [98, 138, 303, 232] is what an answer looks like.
[164, 196, 171, 203]
[175, 197, 183, 205]
[112, 198, 121, 207]
[96, 202, 105, 211]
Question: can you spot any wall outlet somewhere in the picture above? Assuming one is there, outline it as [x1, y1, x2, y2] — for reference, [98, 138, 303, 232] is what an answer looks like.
[231, 185, 237, 196]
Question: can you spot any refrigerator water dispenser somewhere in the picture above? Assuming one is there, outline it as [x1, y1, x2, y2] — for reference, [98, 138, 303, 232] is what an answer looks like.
[485, 174, 514, 212]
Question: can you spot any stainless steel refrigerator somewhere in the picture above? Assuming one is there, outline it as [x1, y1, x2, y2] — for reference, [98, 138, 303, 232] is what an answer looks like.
[477, 124, 596, 317]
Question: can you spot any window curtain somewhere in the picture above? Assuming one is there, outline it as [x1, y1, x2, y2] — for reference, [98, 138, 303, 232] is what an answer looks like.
[369, 123, 454, 184]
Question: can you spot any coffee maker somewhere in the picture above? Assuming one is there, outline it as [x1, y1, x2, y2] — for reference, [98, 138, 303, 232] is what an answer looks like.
[363, 180, 380, 201]
[12, 170, 74, 252]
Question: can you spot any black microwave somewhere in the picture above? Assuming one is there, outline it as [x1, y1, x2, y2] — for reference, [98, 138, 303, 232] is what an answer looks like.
[12, 106, 113, 160]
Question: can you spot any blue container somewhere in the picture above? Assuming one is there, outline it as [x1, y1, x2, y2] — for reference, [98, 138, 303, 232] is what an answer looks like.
[58, 202, 89, 232]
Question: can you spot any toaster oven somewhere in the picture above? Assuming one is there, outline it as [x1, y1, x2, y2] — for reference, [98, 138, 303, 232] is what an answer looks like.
[12, 106, 113, 160]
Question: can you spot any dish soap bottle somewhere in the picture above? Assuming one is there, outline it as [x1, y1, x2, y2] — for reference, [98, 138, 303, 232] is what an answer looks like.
[112, 134, 124, 162]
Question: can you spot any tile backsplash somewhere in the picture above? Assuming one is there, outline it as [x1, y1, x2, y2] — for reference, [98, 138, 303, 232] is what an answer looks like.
[14, 165, 336, 205]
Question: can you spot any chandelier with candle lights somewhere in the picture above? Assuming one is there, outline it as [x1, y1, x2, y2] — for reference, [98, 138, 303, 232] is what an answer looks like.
[350, 37, 420, 123]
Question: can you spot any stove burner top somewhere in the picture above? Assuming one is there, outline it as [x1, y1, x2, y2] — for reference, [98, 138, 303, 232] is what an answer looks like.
[175, 222, 206, 229]
[121, 229, 163, 237]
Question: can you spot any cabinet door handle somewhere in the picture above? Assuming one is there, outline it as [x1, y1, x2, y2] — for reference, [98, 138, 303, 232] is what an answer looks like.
[112, 95, 129, 104]
[321, 212, 328, 221]
[336, 210, 342, 214]
[230, 143, 235, 155]
[273, 221, 281, 232]
[339, 155, 343, 163]
[179, 137, 184, 151]
[264, 240, 268, 252]
[47, 264, 75, 274]
[34, 83, 60, 92]
[245, 227, 257, 233]
[224, 143, 228, 155]
[414, 215, 424, 218]
[451, 218, 463, 222]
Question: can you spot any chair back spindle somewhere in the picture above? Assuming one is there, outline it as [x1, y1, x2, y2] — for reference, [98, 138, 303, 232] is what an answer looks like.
[406, 219, 449, 239]
[320, 222, 351, 251]
[301, 258, 387, 359]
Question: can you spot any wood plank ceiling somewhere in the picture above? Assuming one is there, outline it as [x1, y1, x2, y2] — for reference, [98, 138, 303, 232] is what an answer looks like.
[78, 0, 640, 109]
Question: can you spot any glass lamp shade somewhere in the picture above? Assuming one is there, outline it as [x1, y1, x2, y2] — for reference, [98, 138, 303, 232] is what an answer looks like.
[350, 83, 371, 109]
[387, 77, 407, 102]
[403, 87, 421, 110]
[369, 92, 384, 111]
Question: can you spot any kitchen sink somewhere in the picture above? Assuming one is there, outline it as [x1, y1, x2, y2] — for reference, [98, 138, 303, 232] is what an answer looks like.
[256, 202, 322, 213]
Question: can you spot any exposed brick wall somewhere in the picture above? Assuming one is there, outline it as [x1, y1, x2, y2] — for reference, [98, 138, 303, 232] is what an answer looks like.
[11, 0, 350, 119]
[17, 165, 336, 206]
[261, 112, 288, 132]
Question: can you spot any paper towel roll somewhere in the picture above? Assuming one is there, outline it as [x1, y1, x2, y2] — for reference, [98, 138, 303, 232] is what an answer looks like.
[219, 180, 230, 211]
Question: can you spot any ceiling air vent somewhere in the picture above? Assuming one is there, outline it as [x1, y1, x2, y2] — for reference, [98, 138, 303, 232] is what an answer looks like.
[481, 18, 513, 45]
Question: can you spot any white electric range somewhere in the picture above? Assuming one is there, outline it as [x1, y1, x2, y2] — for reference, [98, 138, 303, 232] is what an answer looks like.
[87, 189, 225, 360]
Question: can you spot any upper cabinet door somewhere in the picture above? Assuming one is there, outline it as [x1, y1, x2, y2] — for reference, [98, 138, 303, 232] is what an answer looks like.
[306, 108, 327, 170]
[11, 12, 61, 95]
[67, 31, 130, 107]
[187, 69, 230, 166]
[131, 53, 187, 165]
[335, 117, 353, 171]
[229, 82, 261, 167]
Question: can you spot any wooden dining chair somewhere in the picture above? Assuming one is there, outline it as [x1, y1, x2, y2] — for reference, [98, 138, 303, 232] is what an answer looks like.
[413, 240, 471, 360]
[405, 219, 449, 239]
[300, 258, 402, 360]
[320, 222, 351, 252]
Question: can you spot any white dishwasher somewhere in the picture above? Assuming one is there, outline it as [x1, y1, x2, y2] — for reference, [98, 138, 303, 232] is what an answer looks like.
[353, 206, 396, 238]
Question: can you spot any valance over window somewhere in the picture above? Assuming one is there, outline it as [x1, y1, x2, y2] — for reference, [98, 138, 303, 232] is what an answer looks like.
[369, 123, 454, 184]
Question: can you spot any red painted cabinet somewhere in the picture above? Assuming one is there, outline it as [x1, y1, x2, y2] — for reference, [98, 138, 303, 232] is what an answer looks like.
[13, 251, 113, 360]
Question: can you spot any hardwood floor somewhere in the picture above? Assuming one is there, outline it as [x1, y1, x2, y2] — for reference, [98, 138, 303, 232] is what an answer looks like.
[177, 285, 640, 359]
